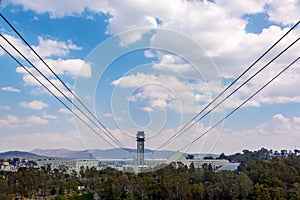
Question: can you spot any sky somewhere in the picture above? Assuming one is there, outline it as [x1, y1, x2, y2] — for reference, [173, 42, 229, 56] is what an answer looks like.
[0, 0, 299, 155]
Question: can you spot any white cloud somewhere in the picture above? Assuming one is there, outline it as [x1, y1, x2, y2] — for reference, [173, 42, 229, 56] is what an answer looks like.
[88, 0, 298, 107]
[0, 34, 34, 60]
[103, 113, 113, 117]
[58, 108, 72, 114]
[1, 86, 20, 93]
[1, 0, 109, 18]
[213, 113, 300, 153]
[3, 0, 298, 82]
[0, 105, 10, 110]
[0, 115, 21, 128]
[42, 112, 57, 119]
[152, 53, 203, 79]
[41, 58, 91, 78]
[15, 67, 75, 98]
[265, 0, 300, 25]
[1, 0, 300, 153]
[0, 131, 83, 152]
[294, 116, 300, 123]
[57, 108, 86, 124]
[33, 36, 82, 58]
[6, 115, 21, 123]
[118, 29, 152, 47]
[1, 34, 91, 93]
[144, 50, 156, 58]
[0, 33, 83, 60]
[216, 0, 266, 17]
[102, 113, 124, 122]
[25, 115, 49, 125]
[112, 73, 201, 113]
[19, 100, 49, 110]
[142, 106, 154, 113]
[0, 114, 51, 128]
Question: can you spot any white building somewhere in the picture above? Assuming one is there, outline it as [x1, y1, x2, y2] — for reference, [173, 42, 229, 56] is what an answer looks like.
[36, 152, 236, 174]
[36, 159, 98, 174]
[98, 151, 232, 172]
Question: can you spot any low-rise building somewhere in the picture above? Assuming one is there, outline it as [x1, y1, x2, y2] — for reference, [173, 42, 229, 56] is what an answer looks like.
[36, 159, 98, 174]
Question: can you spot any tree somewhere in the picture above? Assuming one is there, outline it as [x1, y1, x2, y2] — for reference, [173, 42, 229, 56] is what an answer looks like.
[203, 156, 214, 160]
[249, 184, 271, 200]
[190, 183, 205, 200]
[216, 153, 228, 160]
[186, 154, 194, 159]
[98, 178, 122, 200]
[236, 172, 253, 199]
[163, 174, 192, 199]
[0, 177, 9, 194]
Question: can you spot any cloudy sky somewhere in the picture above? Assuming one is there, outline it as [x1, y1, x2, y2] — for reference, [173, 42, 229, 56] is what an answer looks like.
[0, 0, 299, 155]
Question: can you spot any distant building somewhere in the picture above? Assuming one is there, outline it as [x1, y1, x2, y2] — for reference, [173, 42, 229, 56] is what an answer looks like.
[36, 159, 98, 174]
[97, 151, 232, 172]
[166, 151, 231, 170]
[34, 131, 238, 174]
[216, 163, 240, 172]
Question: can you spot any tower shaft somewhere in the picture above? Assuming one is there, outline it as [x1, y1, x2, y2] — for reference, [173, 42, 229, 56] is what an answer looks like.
[136, 131, 145, 166]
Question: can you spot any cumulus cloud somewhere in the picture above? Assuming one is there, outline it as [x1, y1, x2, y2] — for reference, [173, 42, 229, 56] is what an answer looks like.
[216, 0, 266, 17]
[19, 100, 49, 110]
[40, 58, 91, 78]
[265, 0, 300, 25]
[103, 113, 113, 117]
[112, 73, 203, 113]
[141, 106, 154, 113]
[213, 113, 300, 153]
[25, 115, 49, 125]
[15, 67, 77, 98]
[0, 114, 51, 128]
[0, 115, 21, 128]
[0, 105, 10, 110]
[0, 34, 34, 60]
[1, 34, 91, 93]
[98, 0, 299, 107]
[1, 0, 299, 152]
[0, 33, 83, 60]
[42, 113, 57, 119]
[58, 108, 72, 114]
[1, 0, 109, 18]
[0, 131, 83, 151]
[33, 36, 82, 58]
[1, 86, 20, 93]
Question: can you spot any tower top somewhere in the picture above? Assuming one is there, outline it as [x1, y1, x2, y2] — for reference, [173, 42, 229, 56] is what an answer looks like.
[136, 131, 145, 139]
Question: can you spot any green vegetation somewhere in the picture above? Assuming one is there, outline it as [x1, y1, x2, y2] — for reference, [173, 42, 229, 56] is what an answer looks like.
[1, 149, 300, 199]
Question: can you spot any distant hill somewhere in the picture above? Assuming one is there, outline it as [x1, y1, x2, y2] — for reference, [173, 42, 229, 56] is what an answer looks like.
[0, 150, 47, 160]
[31, 148, 217, 160]
[31, 148, 177, 159]
[31, 148, 94, 159]
[0, 149, 218, 160]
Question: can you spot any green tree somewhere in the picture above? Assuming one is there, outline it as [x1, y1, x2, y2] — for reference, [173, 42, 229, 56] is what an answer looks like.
[249, 183, 271, 200]
[190, 183, 205, 200]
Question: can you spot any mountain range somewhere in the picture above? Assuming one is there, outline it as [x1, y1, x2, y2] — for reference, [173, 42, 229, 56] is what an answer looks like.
[0, 151, 47, 160]
[0, 148, 218, 160]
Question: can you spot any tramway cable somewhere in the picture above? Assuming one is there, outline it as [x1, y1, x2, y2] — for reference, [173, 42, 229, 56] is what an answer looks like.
[0, 44, 119, 148]
[0, 13, 127, 150]
[0, 34, 126, 150]
[156, 20, 300, 151]
[180, 56, 299, 151]
[157, 36, 300, 150]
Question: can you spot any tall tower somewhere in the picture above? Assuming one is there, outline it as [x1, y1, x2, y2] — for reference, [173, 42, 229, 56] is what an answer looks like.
[136, 131, 145, 166]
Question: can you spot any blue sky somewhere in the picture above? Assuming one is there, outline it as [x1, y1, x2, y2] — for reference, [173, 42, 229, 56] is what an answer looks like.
[0, 0, 299, 154]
